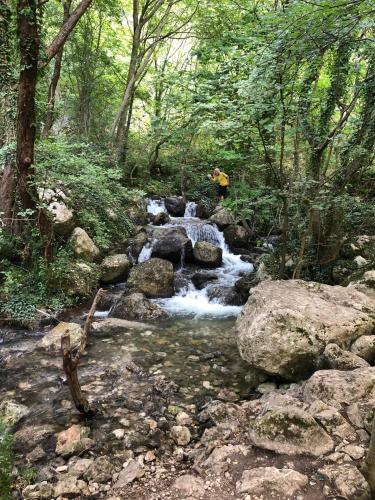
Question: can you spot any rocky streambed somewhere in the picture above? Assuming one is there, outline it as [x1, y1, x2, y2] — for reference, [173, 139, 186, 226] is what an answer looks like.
[1, 197, 375, 499]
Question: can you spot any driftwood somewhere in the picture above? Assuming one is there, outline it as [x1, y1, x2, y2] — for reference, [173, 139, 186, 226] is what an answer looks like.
[61, 288, 104, 415]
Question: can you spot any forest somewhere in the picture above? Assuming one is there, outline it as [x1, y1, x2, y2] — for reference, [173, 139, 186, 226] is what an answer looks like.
[0, 0, 375, 499]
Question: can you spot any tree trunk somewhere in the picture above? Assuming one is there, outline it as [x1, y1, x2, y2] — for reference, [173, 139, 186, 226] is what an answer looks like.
[0, 0, 15, 146]
[41, 1, 71, 139]
[0, 153, 18, 234]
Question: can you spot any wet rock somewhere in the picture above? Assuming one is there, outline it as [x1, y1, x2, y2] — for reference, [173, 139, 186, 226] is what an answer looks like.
[22, 482, 53, 499]
[151, 227, 193, 264]
[351, 335, 375, 363]
[55, 425, 94, 457]
[224, 224, 250, 248]
[171, 425, 191, 446]
[100, 254, 132, 284]
[318, 464, 370, 499]
[172, 474, 205, 498]
[196, 202, 212, 219]
[53, 477, 88, 497]
[48, 201, 75, 236]
[236, 467, 308, 497]
[191, 271, 218, 289]
[206, 285, 244, 305]
[237, 280, 375, 380]
[111, 292, 165, 321]
[193, 241, 222, 268]
[97, 291, 121, 311]
[91, 318, 154, 335]
[174, 273, 190, 293]
[0, 400, 29, 426]
[152, 212, 171, 225]
[37, 322, 82, 353]
[303, 367, 375, 409]
[164, 196, 186, 217]
[209, 207, 235, 230]
[127, 258, 174, 298]
[83, 456, 115, 483]
[249, 406, 334, 456]
[324, 343, 369, 370]
[70, 227, 100, 261]
[234, 273, 258, 300]
[113, 459, 144, 488]
[127, 230, 148, 262]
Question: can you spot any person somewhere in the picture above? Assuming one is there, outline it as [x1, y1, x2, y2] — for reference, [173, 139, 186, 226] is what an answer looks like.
[208, 168, 229, 201]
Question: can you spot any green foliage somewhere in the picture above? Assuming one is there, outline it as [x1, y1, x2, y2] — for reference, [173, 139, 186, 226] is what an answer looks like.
[35, 140, 136, 251]
[0, 420, 14, 500]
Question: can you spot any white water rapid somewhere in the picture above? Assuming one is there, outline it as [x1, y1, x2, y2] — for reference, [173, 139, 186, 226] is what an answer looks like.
[144, 199, 253, 318]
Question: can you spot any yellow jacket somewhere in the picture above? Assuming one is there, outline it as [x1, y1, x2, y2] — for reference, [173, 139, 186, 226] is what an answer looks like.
[212, 171, 229, 187]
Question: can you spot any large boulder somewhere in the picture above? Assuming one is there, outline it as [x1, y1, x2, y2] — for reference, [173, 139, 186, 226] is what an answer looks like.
[223, 224, 250, 248]
[236, 280, 375, 381]
[70, 227, 100, 261]
[193, 241, 222, 268]
[127, 258, 174, 298]
[37, 322, 82, 353]
[209, 207, 235, 230]
[100, 254, 132, 284]
[151, 227, 193, 264]
[248, 405, 334, 456]
[318, 464, 370, 500]
[235, 273, 258, 300]
[127, 230, 148, 262]
[48, 201, 74, 236]
[350, 335, 375, 363]
[110, 293, 165, 321]
[164, 196, 186, 217]
[64, 262, 98, 296]
[196, 202, 212, 219]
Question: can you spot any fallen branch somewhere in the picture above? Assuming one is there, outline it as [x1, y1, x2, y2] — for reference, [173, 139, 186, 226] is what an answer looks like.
[61, 288, 104, 415]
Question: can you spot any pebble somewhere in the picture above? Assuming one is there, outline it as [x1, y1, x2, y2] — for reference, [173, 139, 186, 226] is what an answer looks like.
[119, 418, 130, 427]
[202, 381, 212, 389]
[171, 426, 191, 446]
[112, 429, 125, 439]
[176, 411, 192, 426]
[145, 451, 156, 462]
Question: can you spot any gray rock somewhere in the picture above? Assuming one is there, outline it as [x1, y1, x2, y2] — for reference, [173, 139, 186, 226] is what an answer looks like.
[171, 425, 191, 446]
[48, 201, 75, 236]
[53, 477, 88, 497]
[127, 258, 174, 298]
[91, 318, 155, 335]
[152, 212, 171, 226]
[206, 285, 244, 305]
[83, 456, 115, 483]
[236, 467, 308, 497]
[318, 464, 370, 499]
[0, 400, 29, 426]
[351, 335, 375, 363]
[193, 241, 222, 268]
[172, 474, 205, 498]
[100, 254, 132, 284]
[235, 273, 258, 300]
[165, 196, 186, 217]
[70, 227, 100, 261]
[151, 226, 193, 264]
[224, 224, 250, 248]
[37, 322, 82, 353]
[209, 207, 235, 230]
[249, 406, 334, 456]
[192, 271, 218, 289]
[22, 482, 54, 499]
[237, 280, 375, 380]
[324, 343, 369, 370]
[113, 459, 144, 488]
[110, 293, 165, 321]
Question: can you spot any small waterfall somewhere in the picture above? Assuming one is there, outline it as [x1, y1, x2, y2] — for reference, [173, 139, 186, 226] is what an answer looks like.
[168, 219, 227, 249]
[138, 242, 154, 263]
[147, 198, 166, 215]
[184, 202, 197, 218]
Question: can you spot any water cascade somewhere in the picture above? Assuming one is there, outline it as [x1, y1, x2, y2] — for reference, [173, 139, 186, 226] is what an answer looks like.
[142, 198, 253, 318]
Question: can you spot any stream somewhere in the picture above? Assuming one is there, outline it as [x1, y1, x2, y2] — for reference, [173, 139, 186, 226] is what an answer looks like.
[0, 199, 254, 462]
